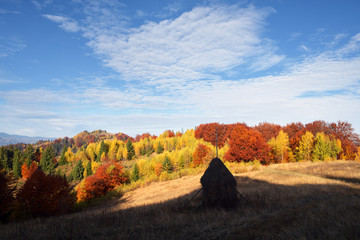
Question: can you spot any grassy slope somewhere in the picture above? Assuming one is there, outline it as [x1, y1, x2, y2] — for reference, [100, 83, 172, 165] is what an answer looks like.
[2, 161, 360, 239]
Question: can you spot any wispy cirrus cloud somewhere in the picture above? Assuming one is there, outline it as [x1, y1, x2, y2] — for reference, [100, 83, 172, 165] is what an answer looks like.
[32, 0, 53, 10]
[86, 5, 284, 83]
[0, 37, 26, 57]
[43, 14, 81, 32]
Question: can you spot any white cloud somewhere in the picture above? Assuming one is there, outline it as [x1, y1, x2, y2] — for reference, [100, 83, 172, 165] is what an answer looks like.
[43, 14, 80, 32]
[85, 5, 283, 83]
[299, 44, 310, 52]
[6, 3, 360, 137]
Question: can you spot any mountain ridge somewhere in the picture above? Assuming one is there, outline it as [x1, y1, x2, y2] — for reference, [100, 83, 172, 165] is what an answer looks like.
[0, 132, 55, 146]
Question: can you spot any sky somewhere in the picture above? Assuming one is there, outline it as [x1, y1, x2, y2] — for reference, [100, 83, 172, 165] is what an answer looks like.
[0, 0, 360, 138]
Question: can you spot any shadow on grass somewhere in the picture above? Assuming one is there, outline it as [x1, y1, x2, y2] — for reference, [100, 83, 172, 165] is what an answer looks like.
[321, 175, 360, 184]
[2, 176, 360, 240]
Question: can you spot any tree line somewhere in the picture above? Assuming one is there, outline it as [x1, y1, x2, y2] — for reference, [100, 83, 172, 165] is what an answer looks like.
[0, 120, 359, 223]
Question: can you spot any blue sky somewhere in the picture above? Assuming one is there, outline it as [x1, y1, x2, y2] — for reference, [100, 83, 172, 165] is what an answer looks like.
[0, 0, 360, 138]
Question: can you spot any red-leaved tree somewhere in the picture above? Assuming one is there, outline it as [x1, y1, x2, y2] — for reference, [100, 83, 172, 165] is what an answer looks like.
[16, 168, 74, 218]
[77, 160, 127, 202]
[192, 144, 212, 167]
[254, 122, 282, 142]
[195, 122, 236, 148]
[225, 125, 270, 164]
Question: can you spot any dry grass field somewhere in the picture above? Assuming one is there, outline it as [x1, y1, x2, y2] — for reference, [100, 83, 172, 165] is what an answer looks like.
[2, 160, 360, 239]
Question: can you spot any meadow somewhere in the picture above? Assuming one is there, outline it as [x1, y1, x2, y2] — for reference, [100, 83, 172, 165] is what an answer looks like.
[1, 160, 360, 239]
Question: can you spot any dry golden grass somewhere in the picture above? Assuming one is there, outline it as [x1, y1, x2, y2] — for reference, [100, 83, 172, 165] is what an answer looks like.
[2, 160, 360, 239]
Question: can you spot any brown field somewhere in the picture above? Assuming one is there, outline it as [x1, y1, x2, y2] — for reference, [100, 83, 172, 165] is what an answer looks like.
[1, 160, 360, 239]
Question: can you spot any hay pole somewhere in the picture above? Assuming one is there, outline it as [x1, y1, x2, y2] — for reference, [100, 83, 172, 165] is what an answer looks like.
[215, 127, 218, 158]
[180, 188, 203, 211]
[237, 190, 250, 205]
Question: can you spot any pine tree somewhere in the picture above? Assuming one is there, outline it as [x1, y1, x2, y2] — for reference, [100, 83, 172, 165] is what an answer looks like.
[126, 139, 135, 160]
[162, 156, 172, 173]
[0, 147, 11, 172]
[12, 148, 22, 178]
[131, 163, 139, 182]
[96, 140, 107, 162]
[85, 161, 93, 176]
[156, 142, 164, 154]
[40, 146, 56, 175]
[178, 154, 185, 169]
[71, 160, 84, 180]
[23, 145, 35, 167]
[59, 147, 67, 165]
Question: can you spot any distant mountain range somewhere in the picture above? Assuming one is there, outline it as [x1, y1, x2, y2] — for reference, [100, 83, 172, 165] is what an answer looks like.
[0, 132, 54, 146]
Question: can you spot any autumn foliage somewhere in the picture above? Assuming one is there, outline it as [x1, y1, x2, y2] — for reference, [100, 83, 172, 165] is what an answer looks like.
[77, 160, 127, 202]
[195, 123, 230, 148]
[254, 122, 282, 142]
[16, 168, 74, 218]
[192, 144, 212, 167]
[225, 125, 270, 164]
[154, 162, 163, 177]
[21, 162, 38, 179]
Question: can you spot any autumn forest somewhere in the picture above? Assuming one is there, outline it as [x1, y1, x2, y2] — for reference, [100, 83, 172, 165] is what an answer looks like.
[1, 120, 360, 224]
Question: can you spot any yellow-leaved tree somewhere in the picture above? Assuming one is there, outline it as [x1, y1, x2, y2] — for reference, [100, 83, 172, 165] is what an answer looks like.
[268, 130, 293, 162]
[296, 131, 314, 161]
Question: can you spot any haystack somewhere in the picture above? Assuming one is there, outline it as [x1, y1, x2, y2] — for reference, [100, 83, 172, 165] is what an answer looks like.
[200, 157, 238, 209]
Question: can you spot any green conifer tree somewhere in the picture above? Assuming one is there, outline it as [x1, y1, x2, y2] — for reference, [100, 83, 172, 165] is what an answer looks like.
[12, 148, 22, 178]
[40, 146, 56, 175]
[156, 143, 164, 154]
[162, 156, 172, 173]
[96, 140, 106, 162]
[59, 147, 67, 165]
[131, 163, 139, 182]
[71, 160, 84, 180]
[23, 145, 35, 167]
[85, 161, 93, 176]
[126, 139, 135, 160]
[0, 147, 11, 172]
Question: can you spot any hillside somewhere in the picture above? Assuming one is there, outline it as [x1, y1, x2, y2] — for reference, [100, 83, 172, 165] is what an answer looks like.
[2, 160, 360, 239]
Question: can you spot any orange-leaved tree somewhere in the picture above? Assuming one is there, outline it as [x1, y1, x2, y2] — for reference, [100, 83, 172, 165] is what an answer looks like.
[192, 143, 212, 167]
[77, 160, 127, 202]
[195, 123, 228, 148]
[154, 162, 163, 177]
[21, 161, 38, 180]
[225, 125, 270, 164]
